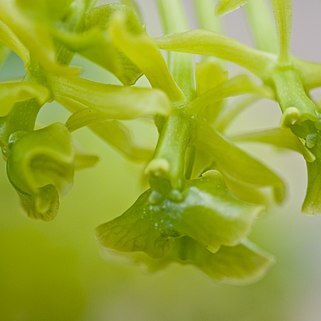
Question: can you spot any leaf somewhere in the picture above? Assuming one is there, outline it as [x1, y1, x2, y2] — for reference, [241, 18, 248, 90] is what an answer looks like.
[0, 81, 49, 117]
[97, 171, 272, 283]
[50, 75, 171, 119]
[197, 123, 285, 203]
[272, 0, 292, 64]
[6, 123, 75, 221]
[155, 29, 273, 79]
[109, 12, 184, 101]
[216, 0, 247, 16]
[232, 127, 315, 162]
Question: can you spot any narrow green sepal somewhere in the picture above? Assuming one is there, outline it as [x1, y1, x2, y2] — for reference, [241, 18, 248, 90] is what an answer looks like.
[155, 29, 273, 79]
[189, 74, 273, 117]
[65, 106, 152, 162]
[109, 12, 184, 101]
[0, 20, 29, 64]
[197, 123, 285, 203]
[51, 75, 171, 119]
[233, 127, 315, 162]
[216, 0, 247, 16]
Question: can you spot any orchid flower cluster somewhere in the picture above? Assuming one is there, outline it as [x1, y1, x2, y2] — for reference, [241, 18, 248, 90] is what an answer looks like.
[1, 0, 320, 284]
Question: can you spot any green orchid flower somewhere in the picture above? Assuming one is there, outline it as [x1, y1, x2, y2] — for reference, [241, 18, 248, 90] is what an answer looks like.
[153, 0, 321, 214]
[1, 0, 321, 284]
[97, 1, 282, 282]
[53, 3, 143, 85]
[97, 170, 273, 283]
[6, 123, 75, 221]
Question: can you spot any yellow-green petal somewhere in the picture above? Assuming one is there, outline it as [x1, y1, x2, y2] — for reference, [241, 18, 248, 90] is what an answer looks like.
[216, 0, 247, 16]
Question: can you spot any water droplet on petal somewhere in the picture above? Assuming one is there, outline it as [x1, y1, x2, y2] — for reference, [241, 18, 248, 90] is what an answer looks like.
[169, 189, 184, 202]
[306, 133, 317, 149]
[148, 190, 163, 205]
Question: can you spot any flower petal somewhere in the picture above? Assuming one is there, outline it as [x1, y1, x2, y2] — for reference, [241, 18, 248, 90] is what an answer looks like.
[0, 81, 49, 117]
[7, 123, 75, 220]
[54, 4, 143, 85]
[232, 127, 315, 162]
[97, 170, 266, 282]
[109, 12, 184, 101]
[197, 123, 285, 203]
[216, 0, 248, 16]
[156, 29, 273, 79]
[50, 75, 171, 119]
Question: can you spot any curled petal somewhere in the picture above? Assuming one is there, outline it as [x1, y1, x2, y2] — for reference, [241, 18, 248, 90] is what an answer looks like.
[0, 81, 49, 117]
[7, 123, 75, 220]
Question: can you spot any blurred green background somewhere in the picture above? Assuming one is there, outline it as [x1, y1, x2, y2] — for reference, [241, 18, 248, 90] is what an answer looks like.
[2, 1, 321, 320]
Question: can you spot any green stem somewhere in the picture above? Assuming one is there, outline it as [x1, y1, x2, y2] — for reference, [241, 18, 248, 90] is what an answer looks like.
[272, 0, 292, 64]
[270, 66, 318, 126]
[157, 0, 194, 100]
[146, 112, 191, 192]
[193, 0, 221, 33]
[145, 0, 195, 193]
[246, 0, 278, 53]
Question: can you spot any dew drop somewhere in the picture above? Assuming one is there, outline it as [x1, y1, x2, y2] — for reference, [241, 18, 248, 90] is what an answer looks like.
[148, 191, 163, 205]
[169, 189, 184, 202]
[306, 133, 317, 149]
